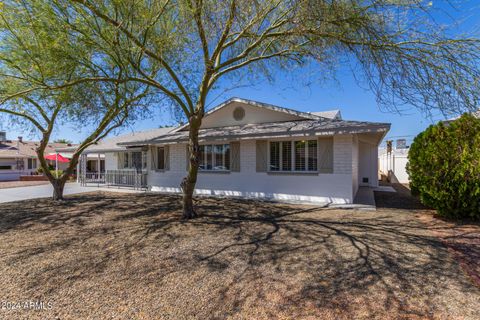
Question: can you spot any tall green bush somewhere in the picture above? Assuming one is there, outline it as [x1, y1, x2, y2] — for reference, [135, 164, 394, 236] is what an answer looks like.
[407, 114, 480, 219]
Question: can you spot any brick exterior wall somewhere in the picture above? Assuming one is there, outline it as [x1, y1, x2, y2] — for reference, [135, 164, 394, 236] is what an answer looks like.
[136, 136, 355, 204]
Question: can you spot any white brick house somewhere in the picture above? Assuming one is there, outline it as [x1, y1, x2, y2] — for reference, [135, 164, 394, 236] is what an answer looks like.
[73, 98, 390, 204]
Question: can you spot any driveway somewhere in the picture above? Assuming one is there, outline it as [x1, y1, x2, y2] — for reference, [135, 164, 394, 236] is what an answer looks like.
[0, 183, 141, 203]
[0, 180, 49, 189]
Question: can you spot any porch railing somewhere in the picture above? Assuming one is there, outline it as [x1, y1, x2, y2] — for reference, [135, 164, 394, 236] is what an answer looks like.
[105, 169, 148, 190]
[79, 171, 105, 186]
[85, 172, 105, 184]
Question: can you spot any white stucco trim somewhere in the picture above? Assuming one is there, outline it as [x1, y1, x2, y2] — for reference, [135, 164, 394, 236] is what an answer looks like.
[149, 186, 350, 205]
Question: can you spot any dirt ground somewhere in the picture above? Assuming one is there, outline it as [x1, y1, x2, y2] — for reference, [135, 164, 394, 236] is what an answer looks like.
[377, 183, 480, 288]
[0, 187, 479, 319]
[0, 180, 49, 189]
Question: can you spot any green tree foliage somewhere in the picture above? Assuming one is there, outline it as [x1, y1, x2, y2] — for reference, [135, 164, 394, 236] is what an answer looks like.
[0, 0, 151, 200]
[407, 114, 480, 219]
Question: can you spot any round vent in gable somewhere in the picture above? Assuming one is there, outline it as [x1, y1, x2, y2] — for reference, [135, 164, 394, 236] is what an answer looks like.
[233, 106, 245, 121]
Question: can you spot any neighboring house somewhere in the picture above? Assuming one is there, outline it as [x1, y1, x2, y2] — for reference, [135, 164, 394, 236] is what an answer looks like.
[74, 98, 390, 204]
[0, 132, 72, 181]
[378, 139, 410, 184]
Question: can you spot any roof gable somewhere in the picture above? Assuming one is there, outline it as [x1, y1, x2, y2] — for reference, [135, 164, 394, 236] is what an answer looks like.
[178, 98, 322, 131]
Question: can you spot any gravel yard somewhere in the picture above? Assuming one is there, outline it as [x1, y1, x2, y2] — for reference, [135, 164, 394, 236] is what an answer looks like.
[0, 187, 479, 319]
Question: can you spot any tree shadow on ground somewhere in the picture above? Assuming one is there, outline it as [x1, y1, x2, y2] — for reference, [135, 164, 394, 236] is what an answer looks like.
[0, 192, 478, 319]
[375, 183, 428, 210]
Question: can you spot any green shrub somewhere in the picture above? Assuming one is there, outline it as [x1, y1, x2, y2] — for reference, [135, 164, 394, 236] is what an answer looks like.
[37, 164, 56, 174]
[49, 170, 63, 178]
[407, 114, 480, 219]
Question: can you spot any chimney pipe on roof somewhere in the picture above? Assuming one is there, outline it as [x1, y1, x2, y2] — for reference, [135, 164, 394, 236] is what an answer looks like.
[18, 136, 23, 143]
[0, 131, 6, 142]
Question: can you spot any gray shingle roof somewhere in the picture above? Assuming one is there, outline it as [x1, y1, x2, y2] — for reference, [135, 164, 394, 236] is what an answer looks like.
[310, 110, 341, 120]
[119, 119, 390, 145]
[56, 127, 174, 154]
[0, 140, 72, 159]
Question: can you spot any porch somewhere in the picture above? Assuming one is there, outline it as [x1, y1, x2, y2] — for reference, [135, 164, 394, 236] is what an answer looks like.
[78, 152, 148, 190]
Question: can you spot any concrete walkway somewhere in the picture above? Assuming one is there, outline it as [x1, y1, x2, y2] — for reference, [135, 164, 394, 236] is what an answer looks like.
[352, 187, 377, 209]
[0, 183, 142, 204]
[329, 186, 397, 210]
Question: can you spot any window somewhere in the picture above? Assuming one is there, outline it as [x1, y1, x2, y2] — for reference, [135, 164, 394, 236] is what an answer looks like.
[199, 144, 230, 171]
[270, 141, 280, 171]
[157, 147, 165, 170]
[27, 158, 37, 170]
[122, 151, 147, 170]
[269, 140, 317, 172]
[87, 160, 95, 172]
[0, 165, 12, 170]
[205, 145, 212, 170]
[270, 141, 293, 171]
[131, 152, 142, 170]
[124, 152, 129, 169]
[281, 141, 292, 171]
[294, 141, 306, 171]
[16, 159, 24, 170]
[307, 140, 318, 171]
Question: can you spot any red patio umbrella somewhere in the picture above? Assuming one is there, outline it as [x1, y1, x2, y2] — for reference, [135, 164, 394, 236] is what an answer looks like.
[44, 153, 70, 178]
[44, 153, 70, 162]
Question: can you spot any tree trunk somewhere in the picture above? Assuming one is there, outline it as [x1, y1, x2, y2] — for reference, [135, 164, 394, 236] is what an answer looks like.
[180, 114, 202, 219]
[52, 178, 66, 201]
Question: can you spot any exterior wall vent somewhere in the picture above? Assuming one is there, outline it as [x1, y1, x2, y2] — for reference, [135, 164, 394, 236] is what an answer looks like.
[233, 106, 245, 121]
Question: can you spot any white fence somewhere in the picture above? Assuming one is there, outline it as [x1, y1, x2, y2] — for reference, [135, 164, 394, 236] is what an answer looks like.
[378, 152, 410, 183]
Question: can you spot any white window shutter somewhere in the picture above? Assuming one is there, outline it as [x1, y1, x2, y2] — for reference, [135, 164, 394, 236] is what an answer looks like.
[230, 141, 240, 172]
[151, 146, 158, 170]
[318, 137, 334, 173]
[256, 140, 268, 172]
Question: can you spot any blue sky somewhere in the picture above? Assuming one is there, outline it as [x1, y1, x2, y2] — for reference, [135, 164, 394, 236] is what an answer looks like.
[18, 72, 444, 147]
[1, 62, 454, 147]
[2, 1, 478, 147]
